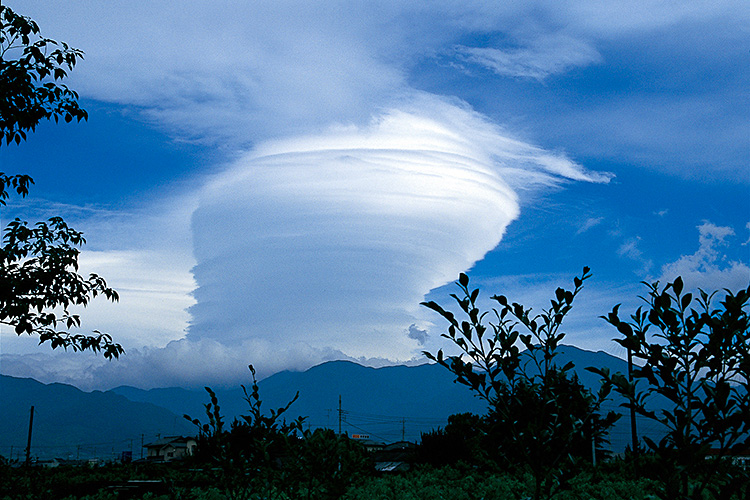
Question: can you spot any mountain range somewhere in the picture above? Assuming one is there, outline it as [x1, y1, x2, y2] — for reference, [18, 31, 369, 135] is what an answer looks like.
[2, 345, 653, 461]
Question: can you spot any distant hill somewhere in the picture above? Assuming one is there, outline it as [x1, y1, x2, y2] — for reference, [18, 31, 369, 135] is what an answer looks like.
[112, 360, 491, 443]
[2, 346, 661, 461]
[111, 345, 652, 448]
[0, 375, 194, 462]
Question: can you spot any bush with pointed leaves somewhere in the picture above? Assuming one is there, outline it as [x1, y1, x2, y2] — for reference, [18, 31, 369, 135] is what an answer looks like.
[423, 268, 618, 500]
[594, 277, 750, 499]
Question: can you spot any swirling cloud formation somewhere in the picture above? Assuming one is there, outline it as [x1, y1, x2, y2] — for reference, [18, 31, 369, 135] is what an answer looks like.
[187, 97, 605, 364]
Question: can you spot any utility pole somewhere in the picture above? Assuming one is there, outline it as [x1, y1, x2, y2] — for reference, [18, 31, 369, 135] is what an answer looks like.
[401, 418, 405, 442]
[338, 395, 342, 436]
[24, 406, 34, 467]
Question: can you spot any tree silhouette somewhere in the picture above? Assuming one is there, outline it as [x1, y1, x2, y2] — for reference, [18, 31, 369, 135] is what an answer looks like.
[423, 268, 617, 500]
[595, 277, 750, 499]
[0, 5, 121, 358]
[1, 5, 87, 146]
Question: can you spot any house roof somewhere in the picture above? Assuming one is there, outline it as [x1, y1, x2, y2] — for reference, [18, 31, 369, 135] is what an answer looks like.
[383, 441, 416, 451]
[143, 436, 196, 449]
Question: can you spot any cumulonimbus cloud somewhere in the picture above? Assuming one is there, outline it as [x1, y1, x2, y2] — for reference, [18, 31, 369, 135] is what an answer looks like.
[186, 96, 608, 365]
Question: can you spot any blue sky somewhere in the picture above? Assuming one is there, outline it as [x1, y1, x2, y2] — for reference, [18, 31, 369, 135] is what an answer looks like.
[1, 1, 748, 390]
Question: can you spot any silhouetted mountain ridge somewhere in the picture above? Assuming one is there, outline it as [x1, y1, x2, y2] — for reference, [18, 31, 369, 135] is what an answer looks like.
[108, 346, 639, 445]
[0, 375, 193, 461]
[2, 345, 646, 460]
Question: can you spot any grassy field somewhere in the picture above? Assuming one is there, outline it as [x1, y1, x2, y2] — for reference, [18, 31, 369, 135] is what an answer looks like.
[3, 458, 740, 500]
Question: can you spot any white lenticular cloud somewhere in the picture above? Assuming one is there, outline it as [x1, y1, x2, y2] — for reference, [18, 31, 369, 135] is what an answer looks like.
[186, 96, 607, 364]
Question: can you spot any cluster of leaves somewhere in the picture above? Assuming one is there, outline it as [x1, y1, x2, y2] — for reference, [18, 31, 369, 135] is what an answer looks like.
[185, 365, 371, 500]
[0, 5, 120, 359]
[422, 268, 618, 500]
[415, 413, 484, 467]
[1, 5, 87, 146]
[0, 173, 33, 205]
[0, 217, 122, 358]
[185, 365, 303, 499]
[487, 368, 616, 469]
[595, 277, 750, 499]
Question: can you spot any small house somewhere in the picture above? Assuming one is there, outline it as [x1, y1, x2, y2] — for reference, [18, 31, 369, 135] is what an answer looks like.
[143, 436, 197, 462]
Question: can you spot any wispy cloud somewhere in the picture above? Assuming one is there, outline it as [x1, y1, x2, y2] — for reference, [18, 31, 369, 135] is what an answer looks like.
[0, 339, 347, 390]
[617, 237, 654, 275]
[538, 95, 750, 180]
[577, 217, 605, 235]
[74, 249, 195, 348]
[454, 34, 601, 80]
[407, 324, 429, 345]
[13, 0, 747, 177]
[0, 195, 198, 355]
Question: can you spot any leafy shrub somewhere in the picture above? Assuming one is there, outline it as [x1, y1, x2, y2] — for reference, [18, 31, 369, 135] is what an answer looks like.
[596, 277, 750, 499]
[415, 413, 485, 467]
[185, 365, 372, 500]
[422, 269, 617, 499]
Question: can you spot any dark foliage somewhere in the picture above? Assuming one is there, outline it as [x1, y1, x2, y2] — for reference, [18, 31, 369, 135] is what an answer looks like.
[0, 217, 122, 358]
[185, 364, 371, 499]
[485, 368, 615, 470]
[185, 365, 303, 499]
[423, 268, 618, 500]
[416, 413, 484, 468]
[0, 5, 121, 358]
[595, 277, 750, 499]
[287, 428, 374, 500]
[1, 5, 87, 146]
